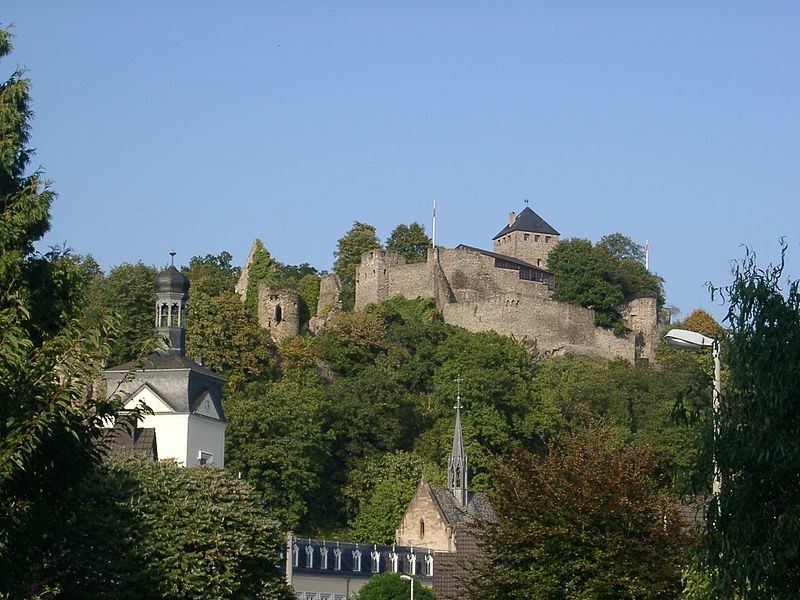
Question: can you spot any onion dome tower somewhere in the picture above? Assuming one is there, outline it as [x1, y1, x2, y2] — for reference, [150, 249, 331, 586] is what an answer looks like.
[154, 251, 190, 354]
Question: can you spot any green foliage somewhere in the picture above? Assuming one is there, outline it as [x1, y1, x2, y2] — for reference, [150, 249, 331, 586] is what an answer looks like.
[185, 290, 277, 389]
[548, 235, 664, 333]
[699, 245, 800, 597]
[224, 380, 331, 531]
[469, 425, 694, 599]
[333, 221, 380, 310]
[46, 456, 294, 599]
[356, 573, 437, 600]
[182, 251, 240, 296]
[386, 221, 431, 263]
[598, 232, 645, 262]
[344, 451, 441, 544]
[244, 239, 277, 315]
[296, 271, 321, 322]
[83, 261, 159, 366]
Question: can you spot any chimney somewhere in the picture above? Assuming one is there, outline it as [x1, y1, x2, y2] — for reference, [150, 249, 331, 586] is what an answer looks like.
[508, 211, 516, 226]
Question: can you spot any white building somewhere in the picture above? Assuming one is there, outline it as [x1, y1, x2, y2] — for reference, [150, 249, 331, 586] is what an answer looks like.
[103, 255, 227, 467]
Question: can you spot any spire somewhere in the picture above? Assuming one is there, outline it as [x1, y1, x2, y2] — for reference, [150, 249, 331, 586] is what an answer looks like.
[448, 376, 468, 507]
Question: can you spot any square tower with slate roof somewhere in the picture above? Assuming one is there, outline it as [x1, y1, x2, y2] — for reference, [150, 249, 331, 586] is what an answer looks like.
[492, 206, 560, 269]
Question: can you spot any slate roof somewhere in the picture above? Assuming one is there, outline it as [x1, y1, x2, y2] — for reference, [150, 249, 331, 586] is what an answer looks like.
[154, 265, 189, 294]
[493, 206, 560, 239]
[455, 244, 553, 274]
[107, 348, 223, 380]
[429, 487, 498, 527]
[100, 424, 158, 461]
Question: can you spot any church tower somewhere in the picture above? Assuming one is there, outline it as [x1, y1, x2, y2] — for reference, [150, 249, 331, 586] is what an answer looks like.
[448, 380, 469, 507]
[154, 251, 189, 354]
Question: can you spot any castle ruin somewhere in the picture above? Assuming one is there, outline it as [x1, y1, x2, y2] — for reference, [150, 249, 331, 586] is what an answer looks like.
[355, 207, 668, 362]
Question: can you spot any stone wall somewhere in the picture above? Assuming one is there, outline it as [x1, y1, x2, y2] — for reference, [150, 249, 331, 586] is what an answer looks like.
[257, 284, 300, 342]
[396, 483, 454, 553]
[354, 245, 665, 363]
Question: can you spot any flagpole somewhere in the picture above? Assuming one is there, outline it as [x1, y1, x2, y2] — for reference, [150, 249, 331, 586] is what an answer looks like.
[645, 240, 649, 271]
[432, 199, 437, 249]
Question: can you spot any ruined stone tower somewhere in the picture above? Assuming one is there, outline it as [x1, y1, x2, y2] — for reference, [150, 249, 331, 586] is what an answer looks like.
[492, 206, 560, 269]
[257, 283, 300, 343]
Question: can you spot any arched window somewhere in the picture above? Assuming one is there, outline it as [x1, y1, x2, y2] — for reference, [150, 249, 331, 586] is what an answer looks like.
[352, 548, 362, 572]
[320, 546, 328, 570]
[160, 304, 169, 327]
[419, 519, 425, 539]
[305, 544, 314, 568]
[292, 543, 299, 568]
[371, 548, 380, 573]
[407, 551, 417, 575]
[333, 547, 342, 571]
[275, 305, 282, 324]
[389, 550, 398, 573]
[424, 553, 434, 576]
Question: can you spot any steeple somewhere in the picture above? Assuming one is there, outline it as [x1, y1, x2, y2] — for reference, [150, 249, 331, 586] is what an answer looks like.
[154, 251, 190, 354]
[448, 376, 469, 507]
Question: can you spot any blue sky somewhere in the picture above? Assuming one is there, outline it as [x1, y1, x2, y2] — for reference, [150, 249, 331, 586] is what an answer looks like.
[4, 3, 799, 322]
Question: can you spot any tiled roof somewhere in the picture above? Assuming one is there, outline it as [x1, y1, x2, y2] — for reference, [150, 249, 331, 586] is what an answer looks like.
[100, 424, 158, 461]
[493, 206, 560, 239]
[429, 487, 498, 527]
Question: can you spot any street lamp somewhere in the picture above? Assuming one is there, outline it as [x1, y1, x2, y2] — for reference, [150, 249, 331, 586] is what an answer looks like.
[664, 328, 722, 495]
[400, 574, 415, 600]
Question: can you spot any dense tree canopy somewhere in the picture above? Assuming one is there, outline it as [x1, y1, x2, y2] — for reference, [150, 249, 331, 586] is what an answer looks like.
[333, 221, 380, 310]
[700, 246, 800, 597]
[469, 425, 694, 599]
[386, 221, 431, 263]
[548, 235, 664, 333]
[46, 456, 294, 599]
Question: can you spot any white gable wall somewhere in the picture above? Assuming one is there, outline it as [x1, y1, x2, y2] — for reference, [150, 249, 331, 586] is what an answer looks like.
[187, 415, 226, 468]
[136, 413, 190, 466]
[124, 386, 174, 414]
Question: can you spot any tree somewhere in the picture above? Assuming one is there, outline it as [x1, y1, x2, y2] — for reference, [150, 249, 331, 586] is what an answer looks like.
[185, 290, 277, 389]
[0, 29, 141, 594]
[333, 221, 380, 310]
[598, 232, 645, 263]
[224, 380, 331, 532]
[469, 425, 693, 599]
[86, 261, 159, 366]
[356, 573, 437, 600]
[181, 251, 240, 297]
[45, 456, 295, 599]
[344, 451, 440, 544]
[699, 245, 800, 597]
[386, 222, 431, 264]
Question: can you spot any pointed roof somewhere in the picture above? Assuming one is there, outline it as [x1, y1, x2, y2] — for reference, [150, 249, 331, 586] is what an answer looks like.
[448, 383, 468, 507]
[493, 206, 560, 239]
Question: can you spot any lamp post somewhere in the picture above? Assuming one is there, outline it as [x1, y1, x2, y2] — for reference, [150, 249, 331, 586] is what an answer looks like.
[664, 328, 722, 495]
[400, 574, 415, 600]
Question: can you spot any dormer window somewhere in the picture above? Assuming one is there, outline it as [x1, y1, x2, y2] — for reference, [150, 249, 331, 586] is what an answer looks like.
[333, 547, 342, 571]
[371, 549, 380, 573]
[424, 553, 434, 576]
[292, 543, 299, 568]
[352, 548, 362, 572]
[389, 550, 398, 573]
[320, 546, 328, 569]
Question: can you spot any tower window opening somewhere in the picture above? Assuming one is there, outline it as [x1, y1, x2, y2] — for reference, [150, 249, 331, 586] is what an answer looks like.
[160, 304, 169, 327]
[275, 305, 282, 324]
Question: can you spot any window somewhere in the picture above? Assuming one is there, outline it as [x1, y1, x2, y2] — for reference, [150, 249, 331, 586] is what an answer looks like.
[352, 548, 362, 572]
[292, 544, 299, 568]
[419, 519, 425, 539]
[545, 236, 550, 243]
[406, 552, 417, 575]
[275, 305, 282, 324]
[424, 553, 434, 577]
[537, 259, 541, 266]
[320, 546, 328, 569]
[305, 544, 314, 568]
[333, 547, 342, 571]
[197, 451, 213, 465]
[389, 551, 398, 573]
[535, 234, 540, 242]
[371, 549, 380, 573]
[523, 233, 529, 241]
